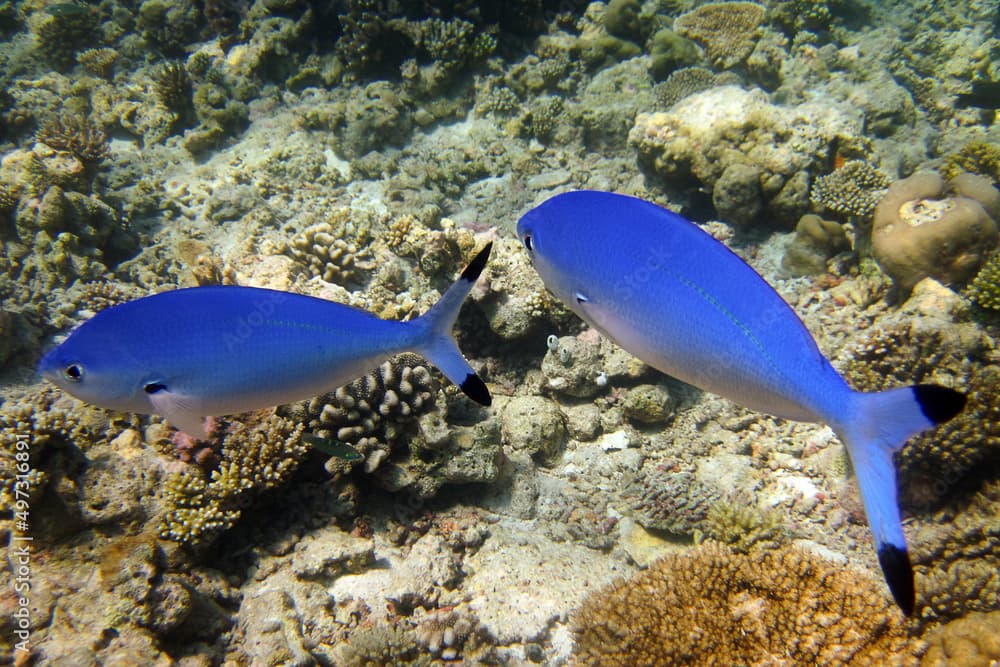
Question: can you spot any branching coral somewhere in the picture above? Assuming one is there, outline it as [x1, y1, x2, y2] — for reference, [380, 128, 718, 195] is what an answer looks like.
[154, 62, 195, 130]
[701, 499, 786, 553]
[157, 413, 308, 545]
[674, 2, 767, 69]
[966, 252, 1000, 310]
[810, 159, 891, 219]
[572, 542, 921, 666]
[941, 141, 1000, 183]
[279, 353, 438, 474]
[845, 322, 999, 505]
[33, 1, 100, 70]
[35, 114, 111, 167]
[287, 215, 375, 287]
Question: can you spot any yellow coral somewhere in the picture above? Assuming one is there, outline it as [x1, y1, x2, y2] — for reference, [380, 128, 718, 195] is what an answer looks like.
[674, 2, 767, 68]
[941, 141, 1000, 183]
[572, 542, 922, 666]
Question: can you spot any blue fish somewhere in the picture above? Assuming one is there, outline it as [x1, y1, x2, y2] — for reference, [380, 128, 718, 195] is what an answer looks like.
[39, 244, 492, 438]
[517, 191, 965, 615]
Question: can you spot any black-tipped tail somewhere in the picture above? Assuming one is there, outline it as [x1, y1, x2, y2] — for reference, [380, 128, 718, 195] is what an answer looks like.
[460, 373, 491, 406]
[878, 544, 915, 616]
[913, 385, 966, 424]
[460, 242, 492, 283]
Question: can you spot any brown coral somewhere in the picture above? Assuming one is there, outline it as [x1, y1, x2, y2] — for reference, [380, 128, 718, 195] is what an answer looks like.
[35, 114, 111, 167]
[572, 542, 922, 666]
[872, 171, 999, 290]
[674, 2, 767, 69]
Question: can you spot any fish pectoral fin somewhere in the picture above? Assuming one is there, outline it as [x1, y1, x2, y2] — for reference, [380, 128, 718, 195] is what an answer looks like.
[145, 383, 210, 439]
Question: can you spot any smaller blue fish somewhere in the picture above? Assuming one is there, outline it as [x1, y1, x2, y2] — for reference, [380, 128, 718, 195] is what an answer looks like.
[39, 244, 492, 438]
[518, 191, 966, 615]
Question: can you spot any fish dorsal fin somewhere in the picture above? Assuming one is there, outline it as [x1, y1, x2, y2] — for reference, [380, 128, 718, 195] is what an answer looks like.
[145, 382, 209, 439]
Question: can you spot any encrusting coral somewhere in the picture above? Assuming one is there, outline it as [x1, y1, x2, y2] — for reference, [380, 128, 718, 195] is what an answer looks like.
[782, 213, 850, 276]
[674, 1, 767, 69]
[872, 171, 999, 290]
[909, 480, 1000, 626]
[571, 542, 921, 666]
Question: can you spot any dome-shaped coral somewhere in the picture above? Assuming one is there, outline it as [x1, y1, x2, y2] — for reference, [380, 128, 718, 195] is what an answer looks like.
[872, 172, 999, 290]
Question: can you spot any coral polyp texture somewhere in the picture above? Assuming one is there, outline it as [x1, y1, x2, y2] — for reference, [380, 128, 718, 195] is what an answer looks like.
[571, 542, 921, 666]
[966, 252, 1000, 310]
[810, 159, 891, 220]
[674, 2, 767, 69]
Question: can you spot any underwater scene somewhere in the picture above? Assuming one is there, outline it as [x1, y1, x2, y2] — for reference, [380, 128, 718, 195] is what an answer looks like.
[2, 0, 1000, 665]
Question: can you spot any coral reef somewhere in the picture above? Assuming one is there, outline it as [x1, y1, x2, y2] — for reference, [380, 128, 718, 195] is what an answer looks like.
[286, 214, 376, 287]
[701, 499, 786, 553]
[647, 29, 701, 81]
[500, 395, 566, 464]
[622, 465, 721, 536]
[810, 159, 891, 220]
[782, 213, 850, 276]
[157, 413, 309, 545]
[966, 252, 1000, 310]
[629, 85, 860, 226]
[910, 480, 1000, 625]
[941, 141, 1000, 183]
[872, 171, 999, 290]
[35, 115, 111, 169]
[674, 2, 767, 69]
[571, 542, 921, 666]
[921, 610, 1000, 667]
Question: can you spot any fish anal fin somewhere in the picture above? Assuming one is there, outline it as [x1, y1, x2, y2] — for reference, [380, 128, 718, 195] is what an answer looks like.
[146, 385, 209, 439]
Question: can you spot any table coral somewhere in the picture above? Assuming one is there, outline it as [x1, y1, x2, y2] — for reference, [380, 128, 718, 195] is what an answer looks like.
[572, 542, 922, 666]
[810, 159, 891, 220]
[674, 1, 767, 69]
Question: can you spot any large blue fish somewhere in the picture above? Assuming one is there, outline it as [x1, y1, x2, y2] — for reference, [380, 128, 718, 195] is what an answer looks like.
[39, 244, 492, 438]
[517, 191, 965, 615]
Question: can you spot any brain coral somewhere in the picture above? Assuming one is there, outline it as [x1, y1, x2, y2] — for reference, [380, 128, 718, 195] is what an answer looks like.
[572, 542, 921, 666]
[674, 2, 767, 69]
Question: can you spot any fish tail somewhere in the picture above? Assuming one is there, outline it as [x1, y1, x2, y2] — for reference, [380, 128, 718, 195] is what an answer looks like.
[412, 242, 492, 406]
[837, 385, 965, 616]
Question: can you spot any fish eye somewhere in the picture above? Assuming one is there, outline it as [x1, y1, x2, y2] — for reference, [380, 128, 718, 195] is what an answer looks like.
[63, 364, 84, 382]
[523, 234, 533, 252]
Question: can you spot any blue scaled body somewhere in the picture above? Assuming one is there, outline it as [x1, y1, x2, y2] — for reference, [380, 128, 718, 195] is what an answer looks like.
[517, 191, 965, 615]
[39, 244, 492, 439]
